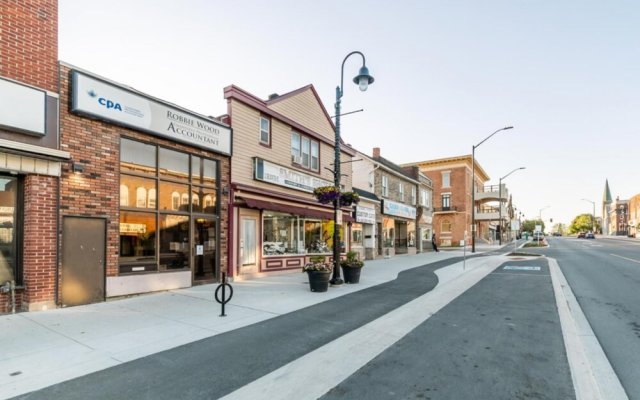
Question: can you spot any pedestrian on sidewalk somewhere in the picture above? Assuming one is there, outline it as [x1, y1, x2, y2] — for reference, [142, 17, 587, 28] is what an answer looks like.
[432, 233, 439, 252]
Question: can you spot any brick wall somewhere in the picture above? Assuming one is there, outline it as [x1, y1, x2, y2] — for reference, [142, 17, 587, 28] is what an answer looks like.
[58, 65, 230, 288]
[23, 174, 58, 309]
[0, 0, 58, 92]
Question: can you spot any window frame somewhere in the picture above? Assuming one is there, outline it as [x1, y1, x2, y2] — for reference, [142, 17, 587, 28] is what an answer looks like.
[399, 183, 404, 201]
[290, 131, 320, 172]
[442, 171, 451, 188]
[259, 116, 271, 147]
[442, 193, 451, 210]
[382, 175, 388, 197]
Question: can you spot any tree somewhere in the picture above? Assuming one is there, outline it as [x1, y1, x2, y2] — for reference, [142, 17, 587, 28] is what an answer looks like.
[522, 219, 545, 233]
[552, 223, 567, 235]
[569, 213, 600, 233]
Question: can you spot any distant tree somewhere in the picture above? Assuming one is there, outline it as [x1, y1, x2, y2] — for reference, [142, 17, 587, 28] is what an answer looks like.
[569, 213, 600, 233]
[552, 223, 566, 234]
[522, 219, 545, 233]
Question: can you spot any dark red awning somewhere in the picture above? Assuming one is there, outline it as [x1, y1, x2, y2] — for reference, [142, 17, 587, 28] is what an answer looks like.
[242, 197, 354, 222]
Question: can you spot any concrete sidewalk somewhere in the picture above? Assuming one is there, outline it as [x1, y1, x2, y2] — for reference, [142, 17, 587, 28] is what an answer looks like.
[0, 245, 500, 399]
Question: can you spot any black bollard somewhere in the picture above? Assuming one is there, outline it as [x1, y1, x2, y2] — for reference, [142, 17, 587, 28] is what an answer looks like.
[214, 272, 233, 317]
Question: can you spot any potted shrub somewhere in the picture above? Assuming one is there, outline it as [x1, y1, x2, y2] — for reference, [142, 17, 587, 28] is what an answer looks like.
[340, 250, 364, 283]
[339, 191, 360, 206]
[313, 186, 340, 204]
[302, 255, 332, 292]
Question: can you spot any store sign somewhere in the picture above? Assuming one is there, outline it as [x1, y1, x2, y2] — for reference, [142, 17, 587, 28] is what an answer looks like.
[120, 223, 146, 234]
[71, 71, 231, 155]
[0, 78, 46, 136]
[356, 205, 376, 224]
[254, 158, 332, 193]
[382, 199, 417, 219]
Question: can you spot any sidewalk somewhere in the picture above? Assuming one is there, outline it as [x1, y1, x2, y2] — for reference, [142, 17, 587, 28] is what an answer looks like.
[0, 246, 503, 399]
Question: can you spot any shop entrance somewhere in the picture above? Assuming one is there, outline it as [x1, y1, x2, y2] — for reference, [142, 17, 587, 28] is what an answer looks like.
[61, 217, 106, 306]
[193, 217, 217, 283]
[395, 220, 408, 254]
[239, 215, 259, 274]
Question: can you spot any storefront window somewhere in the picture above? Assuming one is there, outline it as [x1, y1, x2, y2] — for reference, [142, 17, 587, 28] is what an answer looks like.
[160, 182, 190, 212]
[352, 223, 363, 247]
[120, 175, 156, 209]
[0, 177, 18, 285]
[119, 211, 157, 265]
[159, 215, 189, 271]
[159, 147, 189, 182]
[192, 187, 216, 214]
[203, 159, 217, 186]
[121, 138, 156, 175]
[382, 217, 394, 247]
[263, 212, 299, 255]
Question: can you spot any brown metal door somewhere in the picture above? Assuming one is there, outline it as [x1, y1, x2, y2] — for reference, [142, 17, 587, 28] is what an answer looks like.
[61, 217, 106, 306]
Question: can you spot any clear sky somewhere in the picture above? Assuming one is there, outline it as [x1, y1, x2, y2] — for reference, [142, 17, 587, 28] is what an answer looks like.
[59, 0, 640, 227]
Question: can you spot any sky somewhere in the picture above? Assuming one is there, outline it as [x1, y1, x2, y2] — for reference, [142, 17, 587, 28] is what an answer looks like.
[58, 0, 640, 227]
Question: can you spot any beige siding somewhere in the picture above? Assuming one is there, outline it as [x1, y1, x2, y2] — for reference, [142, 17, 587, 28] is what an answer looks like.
[231, 99, 351, 195]
[268, 89, 335, 140]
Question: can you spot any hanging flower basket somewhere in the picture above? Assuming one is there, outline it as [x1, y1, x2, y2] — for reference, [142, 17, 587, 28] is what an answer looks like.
[340, 191, 360, 206]
[313, 186, 341, 204]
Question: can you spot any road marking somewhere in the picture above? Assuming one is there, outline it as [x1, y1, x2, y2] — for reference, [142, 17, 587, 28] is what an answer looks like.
[503, 266, 541, 271]
[549, 258, 629, 400]
[610, 254, 640, 264]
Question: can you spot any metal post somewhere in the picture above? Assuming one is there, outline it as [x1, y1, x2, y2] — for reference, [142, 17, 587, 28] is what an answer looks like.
[498, 177, 502, 245]
[332, 84, 344, 286]
[471, 146, 476, 252]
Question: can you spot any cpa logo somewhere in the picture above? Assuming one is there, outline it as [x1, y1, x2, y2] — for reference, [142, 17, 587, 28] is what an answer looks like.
[88, 90, 122, 111]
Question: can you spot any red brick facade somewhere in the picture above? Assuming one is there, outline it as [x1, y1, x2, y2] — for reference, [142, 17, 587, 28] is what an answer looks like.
[0, 0, 58, 92]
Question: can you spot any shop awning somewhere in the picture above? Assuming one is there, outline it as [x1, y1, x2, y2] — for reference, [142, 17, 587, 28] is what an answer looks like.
[242, 197, 354, 222]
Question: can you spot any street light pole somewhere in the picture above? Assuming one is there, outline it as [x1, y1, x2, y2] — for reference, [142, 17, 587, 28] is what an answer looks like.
[498, 167, 525, 245]
[330, 51, 374, 286]
[581, 198, 596, 233]
[471, 126, 513, 252]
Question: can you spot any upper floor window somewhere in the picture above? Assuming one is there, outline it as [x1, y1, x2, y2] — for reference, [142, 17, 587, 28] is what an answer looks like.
[368, 172, 374, 189]
[291, 132, 319, 172]
[421, 189, 430, 207]
[399, 183, 404, 201]
[442, 194, 451, 210]
[260, 117, 270, 145]
[442, 172, 451, 188]
[382, 175, 388, 197]
[411, 186, 417, 205]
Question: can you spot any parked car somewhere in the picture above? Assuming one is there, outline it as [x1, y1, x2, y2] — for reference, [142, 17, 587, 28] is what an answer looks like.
[577, 232, 586, 238]
[585, 232, 595, 239]
[532, 231, 545, 241]
[552, 232, 562, 237]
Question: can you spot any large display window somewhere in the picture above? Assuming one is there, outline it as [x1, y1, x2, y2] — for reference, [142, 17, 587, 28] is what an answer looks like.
[0, 176, 20, 285]
[119, 137, 220, 275]
[261, 211, 345, 256]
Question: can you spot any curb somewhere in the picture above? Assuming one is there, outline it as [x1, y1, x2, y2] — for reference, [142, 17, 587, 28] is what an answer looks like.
[548, 257, 628, 400]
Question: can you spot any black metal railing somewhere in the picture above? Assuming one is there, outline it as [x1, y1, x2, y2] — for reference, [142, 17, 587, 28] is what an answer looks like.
[433, 206, 458, 212]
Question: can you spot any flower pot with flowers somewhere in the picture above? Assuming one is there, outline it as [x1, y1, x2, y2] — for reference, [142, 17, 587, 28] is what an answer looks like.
[339, 191, 360, 207]
[340, 250, 364, 283]
[302, 255, 332, 292]
[313, 186, 341, 204]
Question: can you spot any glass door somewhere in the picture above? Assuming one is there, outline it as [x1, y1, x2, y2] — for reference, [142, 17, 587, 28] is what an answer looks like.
[193, 217, 216, 282]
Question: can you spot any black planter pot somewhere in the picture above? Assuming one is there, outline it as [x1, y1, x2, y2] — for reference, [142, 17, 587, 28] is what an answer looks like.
[306, 270, 331, 292]
[341, 265, 362, 284]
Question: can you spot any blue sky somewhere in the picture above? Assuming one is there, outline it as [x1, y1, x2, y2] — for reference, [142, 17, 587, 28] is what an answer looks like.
[59, 0, 640, 226]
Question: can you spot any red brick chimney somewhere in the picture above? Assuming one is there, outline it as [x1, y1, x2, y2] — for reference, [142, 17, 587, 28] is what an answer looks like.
[0, 0, 58, 92]
[372, 147, 380, 158]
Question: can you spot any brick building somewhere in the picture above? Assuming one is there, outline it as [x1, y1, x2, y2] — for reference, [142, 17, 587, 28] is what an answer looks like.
[0, 0, 71, 312]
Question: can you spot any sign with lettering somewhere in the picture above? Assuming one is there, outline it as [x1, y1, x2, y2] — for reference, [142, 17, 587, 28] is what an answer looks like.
[71, 71, 231, 155]
[382, 199, 417, 219]
[254, 158, 332, 193]
[356, 205, 376, 224]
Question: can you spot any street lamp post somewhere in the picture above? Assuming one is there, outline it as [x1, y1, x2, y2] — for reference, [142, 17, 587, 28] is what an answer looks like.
[498, 167, 525, 245]
[538, 205, 550, 243]
[330, 51, 374, 286]
[471, 126, 513, 252]
[581, 198, 596, 233]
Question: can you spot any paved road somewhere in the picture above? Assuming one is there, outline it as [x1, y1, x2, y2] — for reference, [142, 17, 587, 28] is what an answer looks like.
[14, 247, 577, 400]
[531, 237, 640, 399]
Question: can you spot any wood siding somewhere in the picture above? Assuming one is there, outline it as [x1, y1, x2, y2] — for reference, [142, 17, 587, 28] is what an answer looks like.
[268, 89, 335, 141]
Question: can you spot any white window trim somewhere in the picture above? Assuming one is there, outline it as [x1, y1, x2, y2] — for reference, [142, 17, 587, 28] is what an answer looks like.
[382, 175, 388, 197]
[399, 183, 404, 201]
[442, 171, 451, 188]
[259, 117, 270, 144]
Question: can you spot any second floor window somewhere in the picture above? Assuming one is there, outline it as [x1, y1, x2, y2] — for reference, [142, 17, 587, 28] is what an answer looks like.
[442, 172, 450, 188]
[382, 175, 388, 197]
[442, 194, 451, 209]
[399, 183, 404, 201]
[411, 186, 416, 205]
[291, 132, 319, 171]
[421, 189, 430, 207]
[260, 117, 270, 145]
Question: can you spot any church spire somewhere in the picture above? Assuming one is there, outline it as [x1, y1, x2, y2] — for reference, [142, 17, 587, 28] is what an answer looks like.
[603, 179, 612, 204]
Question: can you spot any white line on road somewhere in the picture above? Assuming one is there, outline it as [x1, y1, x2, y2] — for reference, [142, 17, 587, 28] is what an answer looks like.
[610, 254, 640, 264]
[220, 256, 509, 400]
[549, 258, 628, 400]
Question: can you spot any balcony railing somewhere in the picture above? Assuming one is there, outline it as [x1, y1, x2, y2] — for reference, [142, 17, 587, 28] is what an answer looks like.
[433, 206, 459, 212]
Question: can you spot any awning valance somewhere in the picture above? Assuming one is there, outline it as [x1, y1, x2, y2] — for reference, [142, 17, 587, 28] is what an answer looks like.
[242, 197, 354, 222]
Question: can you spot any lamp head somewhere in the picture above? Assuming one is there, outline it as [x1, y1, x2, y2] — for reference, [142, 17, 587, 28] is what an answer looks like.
[504, 126, 514, 130]
[353, 65, 374, 91]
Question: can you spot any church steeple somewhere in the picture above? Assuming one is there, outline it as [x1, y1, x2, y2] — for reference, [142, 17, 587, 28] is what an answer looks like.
[603, 179, 612, 204]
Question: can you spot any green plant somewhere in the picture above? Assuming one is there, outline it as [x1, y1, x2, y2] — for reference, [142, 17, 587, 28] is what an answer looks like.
[302, 255, 332, 272]
[313, 186, 340, 204]
[339, 191, 360, 206]
[340, 250, 364, 268]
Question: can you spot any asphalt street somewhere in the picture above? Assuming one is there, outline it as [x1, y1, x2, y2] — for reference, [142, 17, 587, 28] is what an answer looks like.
[529, 236, 640, 399]
[321, 257, 574, 400]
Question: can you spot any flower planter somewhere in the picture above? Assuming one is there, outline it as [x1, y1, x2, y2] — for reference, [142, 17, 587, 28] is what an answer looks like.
[341, 265, 362, 283]
[306, 270, 331, 292]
